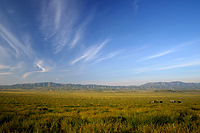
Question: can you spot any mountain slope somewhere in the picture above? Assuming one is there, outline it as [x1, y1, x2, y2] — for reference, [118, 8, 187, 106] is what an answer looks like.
[141, 81, 200, 90]
[0, 81, 200, 91]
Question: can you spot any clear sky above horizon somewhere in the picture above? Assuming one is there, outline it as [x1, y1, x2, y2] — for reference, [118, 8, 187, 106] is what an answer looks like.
[0, 0, 200, 85]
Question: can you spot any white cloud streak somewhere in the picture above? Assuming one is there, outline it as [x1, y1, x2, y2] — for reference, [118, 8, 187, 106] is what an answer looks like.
[147, 50, 172, 59]
[72, 39, 110, 64]
[0, 65, 11, 69]
[154, 62, 200, 71]
[40, 0, 78, 53]
[22, 71, 35, 79]
[96, 53, 116, 62]
[0, 64, 18, 70]
[70, 30, 81, 49]
[0, 72, 14, 75]
[137, 50, 172, 62]
[39, 0, 93, 53]
[0, 64, 19, 76]
[0, 22, 36, 78]
[37, 61, 46, 72]
[54, 1, 62, 31]
[174, 41, 199, 49]
[22, 60, 52, 78]
[69, 12, 94, 49]
[132, 61, 200, 74]
[94, 51, 121, 63]
[0, 23, 33, 58]
[136, 40, 199, 63]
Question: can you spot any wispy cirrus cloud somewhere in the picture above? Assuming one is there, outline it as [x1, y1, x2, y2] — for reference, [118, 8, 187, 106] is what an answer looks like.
[70, 30, 81, 49]
[173, 40, 199, 50]
[0, 22, 36, 77]
[36, 61, 46, 72]
[0, 64, 18, 76]
[132, 61, 200, 74]
[137, 50, 172, 62]
[94, 50, 121, 63]
[146, 50, 172, 60]
[69, 12, 94, 49]
[39, 0, 94, 53]
[40, 0, 78, 53]
[136, 40, 199, 63]
[0, 23, 33, 58]
[118, 45, 149, 60]
[0, 72, 14, 75]
[0, 65, 11, 69]
[72, 39, 110, 64]
[172, 55, 200, 62]
[0, 64, 19, 71]
[154, 62, 200, 71]
[40, 0, 65, 38]
[23, 60, 53, 78]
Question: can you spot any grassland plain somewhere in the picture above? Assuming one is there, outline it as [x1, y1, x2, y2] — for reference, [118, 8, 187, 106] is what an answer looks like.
[0, 90, 200, 132]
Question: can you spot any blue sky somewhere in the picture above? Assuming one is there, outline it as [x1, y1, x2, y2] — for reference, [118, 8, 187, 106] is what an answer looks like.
[0, 0, 200, 85]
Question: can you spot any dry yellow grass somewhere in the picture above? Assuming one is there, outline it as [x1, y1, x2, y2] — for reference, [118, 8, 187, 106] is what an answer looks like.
[0, 90, 200, 132]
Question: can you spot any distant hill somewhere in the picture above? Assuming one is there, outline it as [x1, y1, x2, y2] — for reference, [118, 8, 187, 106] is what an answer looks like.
[0, 81, 200, 91]
[140, 81, 200, 90]
[0, 82, 135, 91]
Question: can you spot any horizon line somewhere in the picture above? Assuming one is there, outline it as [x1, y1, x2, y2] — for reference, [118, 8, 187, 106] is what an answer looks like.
[1, 80, 199, 87]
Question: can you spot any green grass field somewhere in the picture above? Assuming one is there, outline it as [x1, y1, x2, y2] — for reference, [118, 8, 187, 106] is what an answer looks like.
[0, 90, 200, 132]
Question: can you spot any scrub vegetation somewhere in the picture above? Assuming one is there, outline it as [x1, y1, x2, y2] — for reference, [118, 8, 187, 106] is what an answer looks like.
[0, 90, 200, 132]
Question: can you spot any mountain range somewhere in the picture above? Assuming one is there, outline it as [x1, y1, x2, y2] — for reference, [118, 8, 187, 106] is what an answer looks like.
[0, 81, 200, 91]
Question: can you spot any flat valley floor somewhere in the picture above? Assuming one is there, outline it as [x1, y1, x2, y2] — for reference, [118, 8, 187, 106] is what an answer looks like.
[1, 90, 200, 132]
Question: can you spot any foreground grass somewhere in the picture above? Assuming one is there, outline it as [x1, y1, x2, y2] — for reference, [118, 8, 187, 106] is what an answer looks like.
[0, 90, 200, 132]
